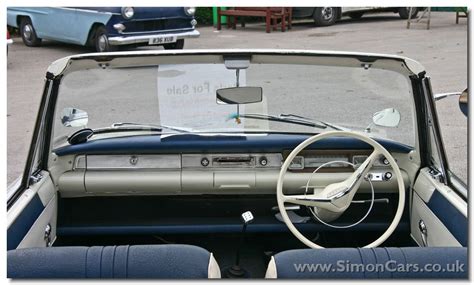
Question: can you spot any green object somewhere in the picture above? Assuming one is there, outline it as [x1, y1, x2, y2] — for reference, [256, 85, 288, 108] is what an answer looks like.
[212, 7, 227, 26]
[195, 7, 213, 25]
[431, 7, 467, 12]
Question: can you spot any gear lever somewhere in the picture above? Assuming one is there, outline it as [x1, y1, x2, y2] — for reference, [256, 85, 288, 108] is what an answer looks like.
[223, 211, 254, 278]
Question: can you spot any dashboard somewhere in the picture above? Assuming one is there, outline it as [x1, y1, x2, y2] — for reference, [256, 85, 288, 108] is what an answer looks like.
[53, 133, 413, 197]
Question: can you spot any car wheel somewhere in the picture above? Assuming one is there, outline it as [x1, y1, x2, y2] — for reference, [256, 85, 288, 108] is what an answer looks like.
[398, 7, 419, 19]
[163, 39, 185, 50]
[20, 18, 42, 47]
[94, 26, 117, 52]
[313, 7, 338, 26]
[348, 12, 364, 19]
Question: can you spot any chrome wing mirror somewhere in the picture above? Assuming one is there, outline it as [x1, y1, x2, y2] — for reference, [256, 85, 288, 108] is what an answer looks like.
[434, 88, 467, 117]
[459, 89, 468, 116]
[365, 108, 401, 132]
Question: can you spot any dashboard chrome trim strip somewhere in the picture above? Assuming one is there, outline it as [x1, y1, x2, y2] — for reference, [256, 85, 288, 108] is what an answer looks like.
[74, 154, 181, 169]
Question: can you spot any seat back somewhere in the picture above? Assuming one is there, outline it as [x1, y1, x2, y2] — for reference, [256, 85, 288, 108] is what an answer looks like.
[266, 247, 467, 279]
[8, 244, 220, 279]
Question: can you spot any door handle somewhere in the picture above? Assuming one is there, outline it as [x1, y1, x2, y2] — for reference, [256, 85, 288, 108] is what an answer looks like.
[418, 220, 428, 246]
[44, 223, 52, 247]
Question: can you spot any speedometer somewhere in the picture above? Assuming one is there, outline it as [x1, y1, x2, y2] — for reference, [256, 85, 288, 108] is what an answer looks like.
[289, 155, 350, 169]
[304, 155, 349, 168]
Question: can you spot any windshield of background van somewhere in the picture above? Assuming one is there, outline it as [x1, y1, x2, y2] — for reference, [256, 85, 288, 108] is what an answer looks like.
[53, 63, 415, 147]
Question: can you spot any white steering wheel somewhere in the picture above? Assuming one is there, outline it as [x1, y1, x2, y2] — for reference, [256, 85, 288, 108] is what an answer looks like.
[276, 131, 405, 248]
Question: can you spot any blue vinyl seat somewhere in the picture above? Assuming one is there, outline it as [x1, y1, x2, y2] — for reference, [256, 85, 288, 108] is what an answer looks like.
[265, 247, 467, 279]
[8, 244, 221, 279]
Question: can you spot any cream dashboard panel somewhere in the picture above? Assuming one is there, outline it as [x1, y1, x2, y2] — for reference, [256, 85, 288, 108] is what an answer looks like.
[57, 153, 410, 197]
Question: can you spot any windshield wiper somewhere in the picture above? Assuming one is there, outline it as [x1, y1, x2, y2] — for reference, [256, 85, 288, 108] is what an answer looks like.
[239, 113, 326, 129]
[238, 113, 346, 131]
[279, 113, 348, 131]
[93, 122, 192, 134]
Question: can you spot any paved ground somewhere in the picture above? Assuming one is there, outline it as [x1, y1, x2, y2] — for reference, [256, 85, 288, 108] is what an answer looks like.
[7, 12, 467, 184]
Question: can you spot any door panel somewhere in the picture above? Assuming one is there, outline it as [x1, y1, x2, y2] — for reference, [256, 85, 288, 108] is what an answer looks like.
[17, 195, 57, 248]
[7, 171, 57, 250]
[411, 168, 467, 247]
[33, 7, 78, 43]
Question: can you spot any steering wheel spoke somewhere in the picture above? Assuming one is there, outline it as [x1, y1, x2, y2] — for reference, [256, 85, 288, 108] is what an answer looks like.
[282, 193, 332, 207]
[329, 149, 379, 199]
[352, 149, 379, 181]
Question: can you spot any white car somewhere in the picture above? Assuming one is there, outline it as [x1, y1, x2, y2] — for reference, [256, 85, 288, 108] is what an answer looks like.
[7, 50, 467, 279]
[292, 7, 419, 26]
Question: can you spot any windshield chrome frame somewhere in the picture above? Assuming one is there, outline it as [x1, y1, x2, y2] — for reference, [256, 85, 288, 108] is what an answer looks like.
[48, 49, 425, 78]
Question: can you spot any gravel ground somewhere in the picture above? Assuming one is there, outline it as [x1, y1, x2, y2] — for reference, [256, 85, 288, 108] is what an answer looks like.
[7, 11, 467, 184]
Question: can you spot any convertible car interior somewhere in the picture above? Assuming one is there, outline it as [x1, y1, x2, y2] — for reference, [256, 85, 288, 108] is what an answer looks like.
[7, 50, 468, 279]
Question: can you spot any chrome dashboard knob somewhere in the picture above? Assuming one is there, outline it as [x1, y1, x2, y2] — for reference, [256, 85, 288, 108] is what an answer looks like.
[201, 157, 210, 167]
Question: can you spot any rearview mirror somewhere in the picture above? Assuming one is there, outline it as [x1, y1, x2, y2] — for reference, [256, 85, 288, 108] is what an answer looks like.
[372, 108, 401, 127]
[61, 108, 88, 128]
[216, 87, 263, 105]
[459, 88, 468, 116]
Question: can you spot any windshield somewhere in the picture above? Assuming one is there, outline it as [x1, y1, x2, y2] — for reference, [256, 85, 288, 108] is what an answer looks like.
[53, 59, 416, 147]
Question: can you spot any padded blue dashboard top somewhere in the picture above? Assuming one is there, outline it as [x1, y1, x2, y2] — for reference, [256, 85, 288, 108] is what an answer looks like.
[54, 133, 412, 156]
